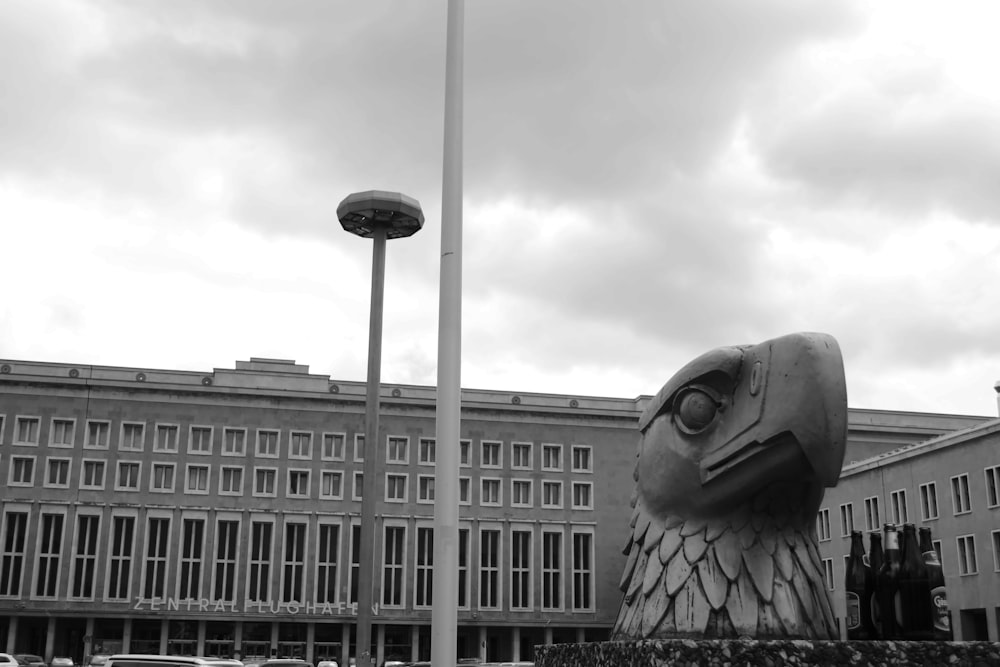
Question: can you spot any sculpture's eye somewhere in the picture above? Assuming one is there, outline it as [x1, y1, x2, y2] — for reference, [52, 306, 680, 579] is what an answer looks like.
[673, 386, 721, 434]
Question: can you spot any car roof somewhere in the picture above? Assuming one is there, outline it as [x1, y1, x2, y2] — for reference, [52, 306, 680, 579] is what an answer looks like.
[107, 656, 242, 667]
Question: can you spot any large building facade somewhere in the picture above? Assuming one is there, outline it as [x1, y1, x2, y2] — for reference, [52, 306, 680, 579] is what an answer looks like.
[0, 356, 995, 662]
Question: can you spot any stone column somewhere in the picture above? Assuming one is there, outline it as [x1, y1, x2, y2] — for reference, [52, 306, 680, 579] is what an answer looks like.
[986, 607, 999, 642]
[159, 619, 169, 655]
[511, 627, 521, 661]
[410, 625, 419, 662]
[45, 618, 56, 662]
[306, 623, 316, 663]
[478, 627, 487, 662]
[197, 620, 206, 657]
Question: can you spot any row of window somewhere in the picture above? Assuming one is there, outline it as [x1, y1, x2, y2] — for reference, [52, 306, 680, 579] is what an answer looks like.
[0, 510, 596, 613]
[816, 467, 1000, 541]
[2, 456, 595, 509]
[0, 416, 593, 472]
[821, 530, 1000, 589]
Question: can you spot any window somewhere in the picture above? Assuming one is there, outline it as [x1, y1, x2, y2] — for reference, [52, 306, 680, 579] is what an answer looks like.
[147, 463, 171, 491]
[289, 431, 312, 459]
[511, 528, 532, 610]
[79, 460, 105, 489]
[572, 482, 593, 510]
[257, 429, 279, 458]
[864, 496, 881, 532]
[542, 530, 563, 610]
[46, 458, 71, 488]
[189, 426, 213, 454]
[382, 525, 405, 607]
[316, 523, 339, 605]
[512, 442, 532, 469]
[511, 479, 533, 507]
[839, 503, 854, 536]
[14, 416, 41, 444]
[85, 420, 110, 449]
[458, 527, 470, 608]
[71, 515, 100, 599]
[542, 443, 563, 471]
[214, 519, 239, 602]
[459, 477, 471, 505]
[254, 468, 277, 497]
[951, 474, 972, 515]
[143, 517, 170, 599]
[459, 439, 471, 467]
[415, 526, 433, 608]
[542, 480, 563, 508]
[178, 518, 205, 600]
[387, 436, 408, 464]
[957, 534, 978, 575]
[186, 465, 210, 494]
[320, 471, 344, 499]
[322, 432, 346, 461]
[106, 515, 135, 601]
[822, 558, 835, 590]
[0, 415, 4, 445]
[418, 437, 436, 465]
[986, 465, 1000, 508]
[992, 530, 1000, 573]
[220, 466, 243, 495]
[283, 523, 306, 603]
[354, 434, 365, 462]
[248, 521, 273, 602]
[816, 508, 831, 541]
[10, 457, 34, 486]
[480, 528, 500, 609]
[116, 461, 141, 491]
[481, 440, 502, 468]
[353, 472, 364, 501]
[0, 512, 29, 596]
[417, 475, 435, 503]
[349, 523, 361, 605]
[890, 489, 908, 525]
[223, 428, 246, 456]
[920, 482, 939, 521]
[155, 424, 178, 452]
[288, 470, 310, 498]
[572, 530, 594, 610]
[120, 422, 145, 451]
[386, 473, 408, 502]
[35, 513, 64, 597]
[50, 418, 75, 447]
[481, 478, 501, 506]
[572, 445, 592, 472]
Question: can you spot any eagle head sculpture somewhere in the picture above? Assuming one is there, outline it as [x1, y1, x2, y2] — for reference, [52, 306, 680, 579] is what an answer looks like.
[612, 332, 847, 640]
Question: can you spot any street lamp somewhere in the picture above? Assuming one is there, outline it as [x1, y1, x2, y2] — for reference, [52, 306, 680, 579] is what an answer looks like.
[338, 190, 424, 667]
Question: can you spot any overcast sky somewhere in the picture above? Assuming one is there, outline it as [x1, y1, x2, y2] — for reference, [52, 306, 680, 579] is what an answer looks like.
[2, 0, 999, 417]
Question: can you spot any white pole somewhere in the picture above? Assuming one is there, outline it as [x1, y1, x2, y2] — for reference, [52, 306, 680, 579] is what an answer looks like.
[432, 0, 464, 665]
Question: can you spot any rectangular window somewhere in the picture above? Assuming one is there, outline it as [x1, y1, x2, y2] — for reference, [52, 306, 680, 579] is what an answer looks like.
[459, 439, 471, 467]
[0, 512, 29, 596]
[178, 518, 205, 600]
[817, 508, 831, 541]
[986, 465, 1000, 508]
[248, 521, 272, 602]
[458, 527, 469, 608]
[511, 479, 533, 507]
[320, 471, 344, 499]
[186, 465, 210, 494]
[120, 422, 145, 451]
[189, 426, 213, 454]
[220, 466, 243, 495]
[143, 517, 170, 599]
[957, 534, 978, 575]
[542, 530, 563, 610]
[920, 482, 939, 521]
[481, 478, 501, 506]
[479, 528, 500, 609]
[316, 523, 339, 605]
[572, 482, 593, 510]
[214, 520, 239, 602]
[353, 472, 364, 501]
[481, 440, 502, 468]
[542, 480, 563, 509]
[382, 525, 405, 607]
[155, 424, 179, 452]
[864, 496, 881, 532]
[354, 434, 365, 462]
[839, 503, 854, 536]
[283, 523, 306, 603]
[46, 458, 71, 488]
[223, 428, 247, 456]
[951, 474, 972, 515]
[349, 524, 361, 605]
[386, 473, 408, 502]
[15, 416, 41, 444]
[387, 436, 408, 464]
[106, 516, 135, 600]
[254, 468, 277, 497]
[542, 443, 563, 471]
[992, 530, 1000, 574]
[50, 418, 75, 447]
[257, 429, 279, 457]
[572, 530, 594, 610]
[823, 558, 835, 590]
[511, 528, 531, 610]
[85, 420, 110, 449]
[322, 432, 346, 461]
[71, 515, 100, 599]
[35, 513, 64, 597]
[149, 463, 172, 492]
[417, 475, 435, 503]
[415, 526, 433, 608]
[116, 461, 141, 490]
[418, 437, 436, 465]
[10, 456, 35, 486]
[512, 442, 532, 469]
[288, 470, 310, 498]
[289, 431, 312, 459]
[459, 477, 471, 505]
[81, 460, 106, 489]
[890, 489, 908, 525]
[572, 445, 592, 473]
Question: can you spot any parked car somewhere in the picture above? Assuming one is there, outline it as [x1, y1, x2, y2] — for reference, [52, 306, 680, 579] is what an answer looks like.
[51, 659, 75, 667]
[316, 659, 338, 667]
[258, 660, 311, 667]
[15, 655, 47, 667]
[1, 654, 19, 667]
[86, 657, 111, 667]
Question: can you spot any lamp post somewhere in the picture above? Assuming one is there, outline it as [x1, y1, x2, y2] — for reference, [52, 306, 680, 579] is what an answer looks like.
[338, 190, 424, 667]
